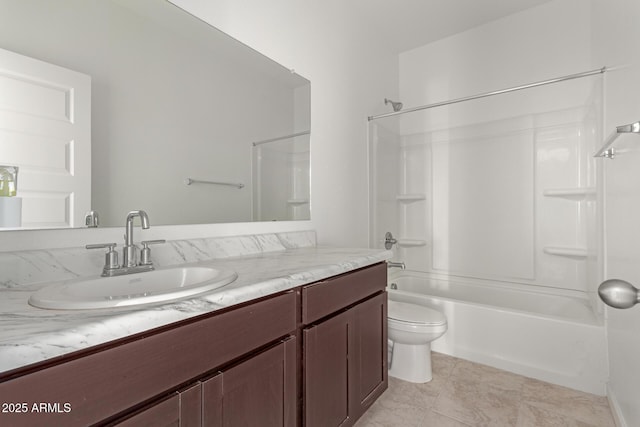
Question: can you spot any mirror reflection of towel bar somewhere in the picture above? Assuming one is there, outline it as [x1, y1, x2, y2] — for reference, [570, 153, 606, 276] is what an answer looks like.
[252, 130, 310, 146]
[184, 178, 244, 189]
[594, 121, 640, 159]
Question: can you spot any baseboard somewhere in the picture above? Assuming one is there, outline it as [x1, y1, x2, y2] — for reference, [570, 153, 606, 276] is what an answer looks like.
[607, 383, 627, 427]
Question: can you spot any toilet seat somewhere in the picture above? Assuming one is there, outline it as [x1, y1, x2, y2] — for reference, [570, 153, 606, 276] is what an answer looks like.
[388, 300, 446, 326]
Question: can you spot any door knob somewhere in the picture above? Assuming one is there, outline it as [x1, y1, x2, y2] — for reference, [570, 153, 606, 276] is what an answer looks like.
[598, 279, 640, 309]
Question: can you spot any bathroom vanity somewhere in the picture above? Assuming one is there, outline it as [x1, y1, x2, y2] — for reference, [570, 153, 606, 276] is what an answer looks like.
[303, 262, 387, 427]
[0, 250, 388, 427]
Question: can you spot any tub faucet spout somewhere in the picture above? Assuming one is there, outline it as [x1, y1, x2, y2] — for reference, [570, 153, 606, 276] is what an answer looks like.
[387, 261, 405, 270]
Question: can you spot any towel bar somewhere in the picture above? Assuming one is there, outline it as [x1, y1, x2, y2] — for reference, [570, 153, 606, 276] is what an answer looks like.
[594, 121, 640, 159]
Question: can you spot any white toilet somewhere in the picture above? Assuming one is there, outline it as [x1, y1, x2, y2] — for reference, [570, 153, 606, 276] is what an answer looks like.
[387, 300, 447, 383]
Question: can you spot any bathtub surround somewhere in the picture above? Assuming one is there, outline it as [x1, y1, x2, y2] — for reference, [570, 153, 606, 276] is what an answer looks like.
[368, 0, 613, 402]
[0, 230, 392, 374]
[389, 0, 603, 314]
[370, 74, 602, 300]
[369, 57, 605, 396]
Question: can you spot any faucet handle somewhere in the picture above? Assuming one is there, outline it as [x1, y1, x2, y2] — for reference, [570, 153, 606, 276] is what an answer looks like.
[86, 243, 119, 272]
[139, 240, 166, 266]
[141, 239, 166, 246]
[86, 243, 117, 250]
[384, 232, 398, 249]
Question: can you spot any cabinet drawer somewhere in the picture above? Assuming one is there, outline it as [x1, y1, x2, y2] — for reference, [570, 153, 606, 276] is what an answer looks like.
[0, 291, 296, 427]
[302, 262, 386, 324]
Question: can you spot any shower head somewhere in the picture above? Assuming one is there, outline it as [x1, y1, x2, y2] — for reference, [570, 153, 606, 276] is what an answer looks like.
[384, 98, 403, 112]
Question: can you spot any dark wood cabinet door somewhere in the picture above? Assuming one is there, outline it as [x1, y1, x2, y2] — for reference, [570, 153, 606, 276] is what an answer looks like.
[111, 393, 180, 427]
[304, 309, 354, 427]
[304, 291, 388, 427]
[179, 383, 203, 427]
[353, 291, 388, 415]
[202, 337, 297, 427]
[111, 382, 202, 427]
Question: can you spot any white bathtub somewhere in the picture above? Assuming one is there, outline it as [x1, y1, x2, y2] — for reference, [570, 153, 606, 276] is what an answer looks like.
[388, 271, 608, 395]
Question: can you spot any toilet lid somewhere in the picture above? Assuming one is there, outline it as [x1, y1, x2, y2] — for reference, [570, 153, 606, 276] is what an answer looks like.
[388, 300, 446, 326]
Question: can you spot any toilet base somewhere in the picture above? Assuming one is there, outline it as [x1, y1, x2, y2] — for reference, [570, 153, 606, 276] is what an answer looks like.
[388, 341, 433, 383]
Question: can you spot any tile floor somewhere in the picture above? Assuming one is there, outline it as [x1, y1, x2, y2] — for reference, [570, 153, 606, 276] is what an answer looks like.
[355, 352, 616, 427]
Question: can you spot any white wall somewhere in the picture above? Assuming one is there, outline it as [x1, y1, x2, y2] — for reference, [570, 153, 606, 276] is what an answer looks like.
[591, 0, 640, 424]
[398, 0, 592, 113]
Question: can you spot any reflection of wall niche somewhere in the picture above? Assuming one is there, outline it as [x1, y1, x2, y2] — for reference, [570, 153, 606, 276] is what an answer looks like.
[0, 0, 310, 228]
[252, 133, 310, 221]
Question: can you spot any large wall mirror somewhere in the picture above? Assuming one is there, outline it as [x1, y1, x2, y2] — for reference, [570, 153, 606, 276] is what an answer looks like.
[0, 0, 310, 230]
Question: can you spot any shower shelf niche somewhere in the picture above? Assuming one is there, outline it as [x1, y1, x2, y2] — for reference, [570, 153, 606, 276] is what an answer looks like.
[543, 246, 588, 258]
[396, 194, 426, 202]
[397, 239, 427, 248]
[542, 188, 596, 200]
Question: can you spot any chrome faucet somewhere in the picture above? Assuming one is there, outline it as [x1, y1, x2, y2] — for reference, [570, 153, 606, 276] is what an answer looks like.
[123, 210, 150, 267]
[87, 210, 165, 277]
[387, 261, 405, 270]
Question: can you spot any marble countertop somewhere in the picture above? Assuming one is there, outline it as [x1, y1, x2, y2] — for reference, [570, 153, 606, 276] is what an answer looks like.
[0, 245, 391, 375]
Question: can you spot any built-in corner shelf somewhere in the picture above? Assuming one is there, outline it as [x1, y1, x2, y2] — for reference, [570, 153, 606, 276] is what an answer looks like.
[396, 194, 426, 203]
[542, 188, 596, 200]
[287, 198, 309, 205]
[543, 246, 588, 258]
[397, 239, 427, 248]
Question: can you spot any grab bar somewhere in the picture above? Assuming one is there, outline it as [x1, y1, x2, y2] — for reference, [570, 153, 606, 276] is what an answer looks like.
[184, 178, 244, 189]
[594, 121, 640, 159]
[252, 130, 310, 146]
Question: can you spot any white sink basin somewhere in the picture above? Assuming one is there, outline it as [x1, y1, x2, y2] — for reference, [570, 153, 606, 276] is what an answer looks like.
[28, 266, 237, 310]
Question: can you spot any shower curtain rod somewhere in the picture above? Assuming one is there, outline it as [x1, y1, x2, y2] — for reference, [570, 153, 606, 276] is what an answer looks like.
[367, 67, 606, 121]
